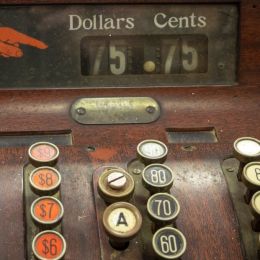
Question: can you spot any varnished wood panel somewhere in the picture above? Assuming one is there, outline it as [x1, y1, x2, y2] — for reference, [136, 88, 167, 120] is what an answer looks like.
[239, 2, 260, 85]
[0, 148, 26, 260]
[0, 86, 259, 145]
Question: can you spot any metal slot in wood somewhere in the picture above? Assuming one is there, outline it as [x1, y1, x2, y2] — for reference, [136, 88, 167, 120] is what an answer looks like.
[166, 127, 218, 143]
[0, 131, 72, 147]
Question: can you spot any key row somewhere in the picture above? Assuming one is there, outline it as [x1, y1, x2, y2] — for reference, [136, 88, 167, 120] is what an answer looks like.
[233, 137, 260, 227]
[28, 142, 66, 260]
[102, 200, 186, 259]
[98, 139, 187, 259]
[233, 137, 260, 257]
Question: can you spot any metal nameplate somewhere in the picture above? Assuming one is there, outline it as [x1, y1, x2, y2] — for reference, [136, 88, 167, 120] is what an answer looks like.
[70, 97, 160, 124]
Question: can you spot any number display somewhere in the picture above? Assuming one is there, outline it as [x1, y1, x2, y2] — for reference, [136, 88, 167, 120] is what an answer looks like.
[31, 197, 64, 224]
[164, 42, 178, 74]
[109, 43, 127, 75]
[182, 40, 198, 72]
[0, 5, 237, 87]
[81, 35, 207, 76]
[33, 231, 66, 260]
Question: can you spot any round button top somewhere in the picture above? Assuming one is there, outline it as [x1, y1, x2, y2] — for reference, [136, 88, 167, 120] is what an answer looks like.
[107, 171, 127, 190]
[137, 140, 168, 165]
[32, 230, 66, 260]
[147, 193, 180, 224]
[98, 168, 135, 204]
[28, 142, 59, 166]
[29, 167, 61, 194]
[31, 196, 64, 226]
[142, 164, 174, 193]
[233, 137, 260, 163]
[251, 191, 260, 218]
[242, 162, 260, 190]
[152, 227, 187, 259]
[103, 202, 142, 243]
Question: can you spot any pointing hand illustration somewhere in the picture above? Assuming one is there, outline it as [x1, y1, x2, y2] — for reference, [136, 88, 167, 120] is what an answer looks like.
[0, 27, 48, 58]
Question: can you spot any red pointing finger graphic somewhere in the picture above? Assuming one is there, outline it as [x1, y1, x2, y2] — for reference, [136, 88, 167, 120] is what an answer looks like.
[0, 41, 23, 58]
[0, 27, 48, 58]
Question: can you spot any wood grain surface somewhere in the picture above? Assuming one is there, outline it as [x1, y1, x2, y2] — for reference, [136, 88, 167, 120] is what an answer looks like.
[0, 0, 259, 259]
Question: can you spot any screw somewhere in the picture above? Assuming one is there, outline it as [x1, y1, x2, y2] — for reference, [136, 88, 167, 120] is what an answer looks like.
[146, 106, 156, 114]
[86, 146, 95, 152]
[218, 62, 225, 70]
[76, 107, 86, 115]
[107, 171, 127, 190]
[227, 167, 235, 173]
[133, 168, 142, 175]
[181, 145, 196, 152]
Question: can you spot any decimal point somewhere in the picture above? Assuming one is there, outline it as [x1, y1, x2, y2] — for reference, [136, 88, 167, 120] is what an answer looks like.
[144, 60, 156, 73]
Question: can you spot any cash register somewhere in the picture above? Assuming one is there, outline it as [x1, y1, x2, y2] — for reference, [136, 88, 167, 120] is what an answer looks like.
[0, 0, 259, 259]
